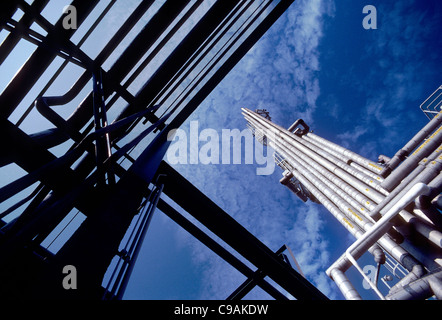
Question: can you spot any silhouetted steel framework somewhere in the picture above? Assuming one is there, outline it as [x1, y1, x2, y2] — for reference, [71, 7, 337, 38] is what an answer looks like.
[243, 87, 442, 300]
[0, 0, 327, 300]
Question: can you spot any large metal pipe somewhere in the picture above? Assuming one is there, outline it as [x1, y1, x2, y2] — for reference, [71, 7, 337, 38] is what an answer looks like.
[303, 134, 385, 182]
[305, 132, 384, 175]
[326, 184, 431, 299]
[330, 268, 362, 300]
[381, 123, 442, 191]
[273, 139, 373, 231]
[381, 110, 442, 178]
[273, 139, 374, 227]
[271, 138, 417, 270]
[243, 110, 386, 203]
[270, 140, 391, 271]
[386, 268, 442, 300]
[273, 135, 377, 217]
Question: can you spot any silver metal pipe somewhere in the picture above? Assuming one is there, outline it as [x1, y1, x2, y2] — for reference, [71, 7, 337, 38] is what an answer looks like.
[290, 132, 389, 197]
[303, 134, 385, 182]
[381, 123, 442, 191]
[305, 132, 384, 174]
[330, 268, 362, 300]
[273, 138, 415, 273]
[273, 139, 373, 231]
[381, 109, 442, 178]
[273, 133, 376, 212]
[380, 154, 442, 248]
[326, 184, 430, 283]
[386, 268, 442, 300]
[273, 139, 375, 227]
[243, 111, 386, 204]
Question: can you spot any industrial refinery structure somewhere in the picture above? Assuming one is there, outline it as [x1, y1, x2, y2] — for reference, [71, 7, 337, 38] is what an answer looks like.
[1, 0, 441, 301]
[243, 85, 442, 300]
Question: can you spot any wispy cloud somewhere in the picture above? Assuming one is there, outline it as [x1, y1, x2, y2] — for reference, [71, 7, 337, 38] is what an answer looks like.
[169, 0, 339, 299]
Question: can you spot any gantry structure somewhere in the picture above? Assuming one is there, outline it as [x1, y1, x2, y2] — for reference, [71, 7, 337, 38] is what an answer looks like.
[0, 0, 328, 300]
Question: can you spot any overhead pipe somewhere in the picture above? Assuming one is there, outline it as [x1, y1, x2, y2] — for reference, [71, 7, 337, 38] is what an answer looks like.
[326, 183, 431, 299]
[290, 133, 388, 197]
[243, 110, 386, 203]
[302, 134, 384, 182]
[270, 140, 388, 272]
[344, 183, 430, 273]
[305, 132, 384, 175]
[330, 268, 362, 300]
[273, 133, 379, 217]
[272, 138, 415, 272]
[273, 139, 375, 226]
[383, 154, 442, 249]
[243, 109, 388, 199]
[243, 109, 440, 298]
[381, 124, 442, 191]
[273, 139, 374, 231]
[387, 268, 442, 300]
[380, 110, 442, 179]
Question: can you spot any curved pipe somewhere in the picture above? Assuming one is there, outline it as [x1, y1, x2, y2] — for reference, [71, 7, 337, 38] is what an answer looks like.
[287, 119, 309, 136]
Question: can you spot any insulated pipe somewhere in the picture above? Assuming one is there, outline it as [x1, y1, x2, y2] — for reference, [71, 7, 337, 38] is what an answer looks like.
[271, 140, 388, 267]
[326, 182, 429, 278]
[381, 110, 442, 178]
[272, 138, 411, 268]
[273, 134, 378, 217]
[358, 146, 441, 221]
[243, 110, 386, 203]
[273, 139, 374, 231]
[330, 268, 362, 300]
[381, 155, 442, 248]
[386, 268, 442, 300]
[335, 183, 431, 299]
[250, 112, 440, 250]
[245, 109, 387, 198]
[344, 183, 431, 280]
[305, 132, 384, 174]
[288, 131, 388, 197]
[302, 134, 384, 182]
[381, 124, 442, 191]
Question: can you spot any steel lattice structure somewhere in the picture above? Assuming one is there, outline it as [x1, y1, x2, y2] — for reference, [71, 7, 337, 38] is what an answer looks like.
[0, 0, 327, 300]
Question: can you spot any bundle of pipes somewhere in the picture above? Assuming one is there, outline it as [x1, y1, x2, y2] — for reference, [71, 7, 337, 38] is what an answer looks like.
[242, 107, 442, 300]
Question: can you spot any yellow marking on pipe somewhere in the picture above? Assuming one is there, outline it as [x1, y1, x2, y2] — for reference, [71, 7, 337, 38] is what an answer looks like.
[348, 208, 363, 221]
[369, 163, 382, 171]
[343, 217, 354, 228]
[413, 125, 442, 156]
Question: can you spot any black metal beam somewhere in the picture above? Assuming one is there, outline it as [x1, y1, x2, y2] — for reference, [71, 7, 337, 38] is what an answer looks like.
[157, 198, 288, 300]
[0, 0, 99, 118]
[157, 161, 327, 300]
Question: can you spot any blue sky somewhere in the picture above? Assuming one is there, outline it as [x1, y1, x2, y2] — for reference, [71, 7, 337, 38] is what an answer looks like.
[124, 0, 442, 300]
[1, 0, 441, 300]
